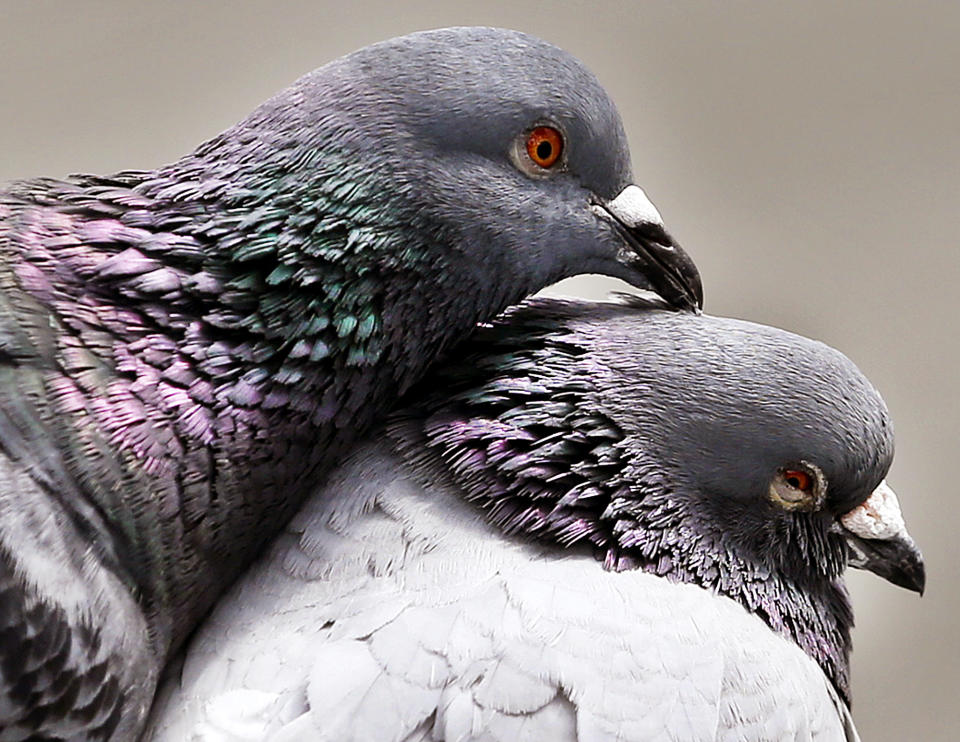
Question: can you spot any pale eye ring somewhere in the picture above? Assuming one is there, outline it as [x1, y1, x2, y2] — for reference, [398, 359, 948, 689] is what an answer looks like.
[769, 461, 826, 512]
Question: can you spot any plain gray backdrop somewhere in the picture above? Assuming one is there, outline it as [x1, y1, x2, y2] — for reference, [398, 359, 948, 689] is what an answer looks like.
[1, 2, 956, 739]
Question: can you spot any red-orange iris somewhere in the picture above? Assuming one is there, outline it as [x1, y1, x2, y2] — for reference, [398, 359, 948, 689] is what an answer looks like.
[783, 469, 813, 492]
[526, 126, 564, 168]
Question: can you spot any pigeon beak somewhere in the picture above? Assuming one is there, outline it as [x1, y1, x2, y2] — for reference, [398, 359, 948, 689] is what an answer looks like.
[838, 480, 926, 595]
[593, 185, 703, 312]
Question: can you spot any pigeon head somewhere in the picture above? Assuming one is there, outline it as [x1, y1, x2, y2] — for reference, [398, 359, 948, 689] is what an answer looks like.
[169, 27, 701, 312]
[393, 297, 924, 701]
[589, 302, 922, 592]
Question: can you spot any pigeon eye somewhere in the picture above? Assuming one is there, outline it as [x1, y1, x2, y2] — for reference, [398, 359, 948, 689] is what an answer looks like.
[783, 470, 812, 492]
[525, 126, 564, 169]
[769, 463, 825, 512]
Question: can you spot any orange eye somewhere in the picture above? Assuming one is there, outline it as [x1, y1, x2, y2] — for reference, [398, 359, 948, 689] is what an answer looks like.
[783, 469, 812, 492]
[525, 126, 564, 168]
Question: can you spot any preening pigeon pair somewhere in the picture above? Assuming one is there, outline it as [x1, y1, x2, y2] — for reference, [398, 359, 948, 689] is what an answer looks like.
[0, 26, 922, 742]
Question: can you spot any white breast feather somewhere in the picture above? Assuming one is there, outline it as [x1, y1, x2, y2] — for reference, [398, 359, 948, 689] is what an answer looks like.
[144, 442, 856, 742]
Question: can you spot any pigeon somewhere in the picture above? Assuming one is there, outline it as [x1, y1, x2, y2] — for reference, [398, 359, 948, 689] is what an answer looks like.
[144, 297, 924, 742]
[0, 28, 703, 741]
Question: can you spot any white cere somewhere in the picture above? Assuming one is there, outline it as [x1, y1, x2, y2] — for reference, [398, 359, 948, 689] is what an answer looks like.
[841, 480, 908, 540]
[604, 185, 665, 231]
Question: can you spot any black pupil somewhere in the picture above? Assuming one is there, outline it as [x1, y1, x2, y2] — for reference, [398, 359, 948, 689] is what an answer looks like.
[536, 140, 553, 161]
[787, 475, 802, 489]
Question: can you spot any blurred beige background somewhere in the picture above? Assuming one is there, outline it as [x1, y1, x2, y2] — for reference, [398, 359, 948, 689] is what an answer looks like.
[1, 1, 956, 738]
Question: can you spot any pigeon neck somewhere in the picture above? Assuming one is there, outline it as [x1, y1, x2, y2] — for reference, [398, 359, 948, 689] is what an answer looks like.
[608, 494, 855, 704]
[129, 147, 531, 382]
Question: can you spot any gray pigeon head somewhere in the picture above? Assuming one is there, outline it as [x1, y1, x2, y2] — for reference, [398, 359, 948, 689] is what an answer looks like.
[583, 301, 923, 598]
[393, 297, 924, 701]
[592, 303, 897, 569]
[180, 27, 701, 309]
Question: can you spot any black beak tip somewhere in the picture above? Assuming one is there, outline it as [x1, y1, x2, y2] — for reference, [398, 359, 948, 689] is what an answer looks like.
[651, 231, 703, 313]
[845, 532, 926, 595]
[890, 541, 926, 596]
[617, 227, 704, 312]
[897, 558, 926, 596]
[688, 271, 705, 312]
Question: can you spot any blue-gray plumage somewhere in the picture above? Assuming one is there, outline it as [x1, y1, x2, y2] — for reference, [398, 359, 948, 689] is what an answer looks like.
[145, 298, 923, 741]
[0, 29, 703, 740]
